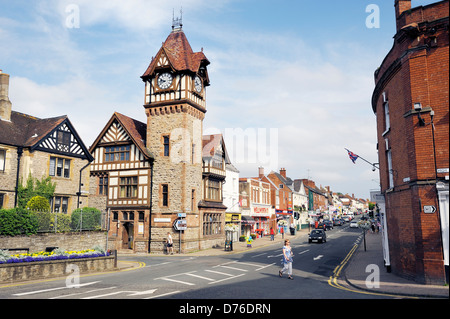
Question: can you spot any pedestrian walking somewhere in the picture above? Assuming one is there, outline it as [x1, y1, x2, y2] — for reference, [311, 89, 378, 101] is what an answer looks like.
[166, 232, 174, 255]
[279, 239, 294, 280]
[270, 227, 275, 241]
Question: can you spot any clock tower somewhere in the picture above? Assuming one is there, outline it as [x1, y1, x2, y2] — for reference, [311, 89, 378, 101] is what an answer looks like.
[141, 22, 210, 252]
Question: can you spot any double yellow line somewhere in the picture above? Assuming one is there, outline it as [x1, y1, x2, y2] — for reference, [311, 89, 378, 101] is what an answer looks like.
[328, 244, 417, 299]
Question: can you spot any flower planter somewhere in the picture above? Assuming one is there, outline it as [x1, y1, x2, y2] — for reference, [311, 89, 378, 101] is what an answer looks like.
[0, 255, 116, 283]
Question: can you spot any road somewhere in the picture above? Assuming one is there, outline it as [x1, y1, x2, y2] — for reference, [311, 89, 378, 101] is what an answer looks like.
[0, 222, 389, 303]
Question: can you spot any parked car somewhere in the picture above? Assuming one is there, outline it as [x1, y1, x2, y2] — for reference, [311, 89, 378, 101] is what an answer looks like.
[316, 222, 326, 230]
[342, 216, 351, 222]
[350, 220, 359, 228]
[308, 229, 327, 243]
[323, 220, 334, 230]
[333, 219, 343, 226]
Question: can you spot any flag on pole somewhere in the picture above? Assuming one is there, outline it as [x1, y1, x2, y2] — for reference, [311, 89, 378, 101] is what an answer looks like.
[346, 149, 359, 164]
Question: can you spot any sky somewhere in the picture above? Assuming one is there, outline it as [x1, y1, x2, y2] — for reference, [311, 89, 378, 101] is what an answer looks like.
[0, 0, 438, 199]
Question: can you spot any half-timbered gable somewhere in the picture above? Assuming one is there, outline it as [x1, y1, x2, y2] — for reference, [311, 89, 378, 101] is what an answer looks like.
[31, 119, 92, 160]
[89, 112, 154, 251]
[0, 71, 93, 212]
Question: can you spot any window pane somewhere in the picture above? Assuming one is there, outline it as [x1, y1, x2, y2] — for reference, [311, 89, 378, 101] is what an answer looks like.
[49, 157, 56, 176]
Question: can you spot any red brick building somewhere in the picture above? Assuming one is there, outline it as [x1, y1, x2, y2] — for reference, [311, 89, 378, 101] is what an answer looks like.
[372, 0, 449, 284]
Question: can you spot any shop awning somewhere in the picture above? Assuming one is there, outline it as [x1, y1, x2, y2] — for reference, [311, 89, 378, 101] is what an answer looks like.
[241, 216, 256, 224]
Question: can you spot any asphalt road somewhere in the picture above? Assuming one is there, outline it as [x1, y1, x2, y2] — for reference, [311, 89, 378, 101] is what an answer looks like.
[0, 223, 389, 303]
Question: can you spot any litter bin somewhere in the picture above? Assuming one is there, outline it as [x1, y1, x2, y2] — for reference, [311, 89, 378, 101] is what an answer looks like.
[225, 240, 233, 251]
[290, 227, 296, 235]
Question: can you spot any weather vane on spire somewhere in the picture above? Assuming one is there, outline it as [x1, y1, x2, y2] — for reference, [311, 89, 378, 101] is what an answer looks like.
[172, 8, 183, 31]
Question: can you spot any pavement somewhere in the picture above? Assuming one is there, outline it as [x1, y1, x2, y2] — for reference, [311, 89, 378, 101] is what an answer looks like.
[117, 227, 449, 299]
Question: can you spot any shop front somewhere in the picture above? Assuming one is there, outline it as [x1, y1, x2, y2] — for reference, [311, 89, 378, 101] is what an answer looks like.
[251, 205, 271, 237]
[276, 209, 293, 234]
[225, 212, 241, 242]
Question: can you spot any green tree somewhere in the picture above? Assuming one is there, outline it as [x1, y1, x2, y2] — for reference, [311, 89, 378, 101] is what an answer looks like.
[17, 174, 56, 209]
[26, 196, 51, 211]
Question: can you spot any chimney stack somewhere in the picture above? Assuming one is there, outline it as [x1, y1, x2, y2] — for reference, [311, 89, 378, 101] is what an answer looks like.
[0, 70, 12, 122]
[258, 167, 264, 179]
[394, 0, 412, 31]
[280, 168, 286, 178]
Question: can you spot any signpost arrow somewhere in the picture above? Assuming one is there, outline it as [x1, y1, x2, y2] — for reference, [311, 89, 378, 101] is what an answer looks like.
[423, 205, 436, 214]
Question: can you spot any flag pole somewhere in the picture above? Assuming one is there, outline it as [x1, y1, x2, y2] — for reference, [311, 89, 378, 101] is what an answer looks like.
[345, 148, 379, 170]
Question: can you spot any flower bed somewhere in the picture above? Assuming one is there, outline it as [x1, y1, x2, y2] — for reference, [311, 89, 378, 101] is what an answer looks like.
[0, 247, 109, 264]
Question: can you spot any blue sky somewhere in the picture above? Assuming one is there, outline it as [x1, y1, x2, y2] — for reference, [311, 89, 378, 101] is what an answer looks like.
[0, 0, 438, 199]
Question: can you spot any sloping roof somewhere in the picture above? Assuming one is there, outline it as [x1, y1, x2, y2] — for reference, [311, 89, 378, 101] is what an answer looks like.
[0, 111, 93, 161]
[202, 134, 231, 164]
[0, 111, 66, 147]
[89, 112, 154, 160]
[141, 30, 210, 80]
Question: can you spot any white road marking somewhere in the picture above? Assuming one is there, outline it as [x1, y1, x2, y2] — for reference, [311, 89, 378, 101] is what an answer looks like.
[49, 287, 116, 299]
[12, 281, 100, 296]
[209, 274, 246, 284]
[185, 273, 215, 281]
[156, 277, 196, 286]
[205, 269, 235, 277]
[143, 290, 181, 299]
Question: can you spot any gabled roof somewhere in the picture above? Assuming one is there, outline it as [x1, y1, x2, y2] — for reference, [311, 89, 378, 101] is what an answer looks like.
[0, 111, 93, 161]
[202, 134, 231, 164]
[0, 111, 65, 147]
[89, 112, 154, 160]
[141, 30, 210, 82]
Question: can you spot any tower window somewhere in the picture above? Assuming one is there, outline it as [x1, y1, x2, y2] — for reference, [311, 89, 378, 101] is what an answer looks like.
[163, 135, 170, 156]
[162, 184, 169, 206]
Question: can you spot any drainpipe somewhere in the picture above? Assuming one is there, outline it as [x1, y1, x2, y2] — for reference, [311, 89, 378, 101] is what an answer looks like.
[148, 159, 154, 253]
[77, 161, 91, 209]
[14, 146, 23, 207]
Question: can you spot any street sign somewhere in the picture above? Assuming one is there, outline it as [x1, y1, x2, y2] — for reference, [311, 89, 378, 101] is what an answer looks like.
[177, 213, 186, 218]
[174, 219, 187, 231]
[423, 205, 436, 214]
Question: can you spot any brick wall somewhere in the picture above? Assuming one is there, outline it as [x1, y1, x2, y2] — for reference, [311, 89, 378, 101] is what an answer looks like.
[373, 0, 449, 284]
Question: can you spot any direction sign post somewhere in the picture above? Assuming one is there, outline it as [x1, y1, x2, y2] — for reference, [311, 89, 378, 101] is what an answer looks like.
[173, 219, 187, 254]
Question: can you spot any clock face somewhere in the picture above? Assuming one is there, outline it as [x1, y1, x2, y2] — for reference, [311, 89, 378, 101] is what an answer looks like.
[157, 72, 173, 89]
[194, 76, 202, 93]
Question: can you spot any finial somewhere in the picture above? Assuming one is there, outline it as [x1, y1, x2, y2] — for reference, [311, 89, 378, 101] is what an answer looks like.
[172, 7, 183, 31]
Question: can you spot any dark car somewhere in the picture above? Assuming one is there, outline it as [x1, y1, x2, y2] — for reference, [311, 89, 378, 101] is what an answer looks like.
[333, 219, 343, 226]
[323, 220, 333, 230]
[308, 229, 327, 243]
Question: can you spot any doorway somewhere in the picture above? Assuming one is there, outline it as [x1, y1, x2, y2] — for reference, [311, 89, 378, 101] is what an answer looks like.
[122, 222, 134, 250]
